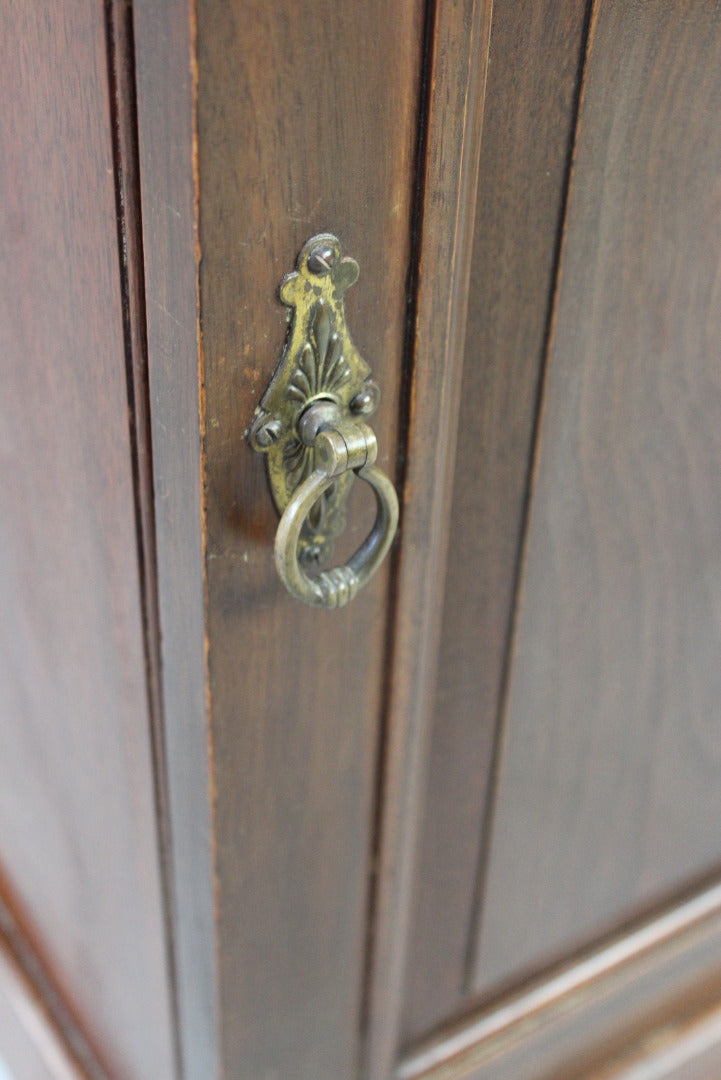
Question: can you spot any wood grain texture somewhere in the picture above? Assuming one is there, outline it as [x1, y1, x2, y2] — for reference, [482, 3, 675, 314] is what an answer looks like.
[132, 2, 220, 1078]
[0, 884, 108, 1080]
[364, 1, 494, 1076]
[0, 3, 174, 1079]
[107, 0, 162, 740]
[194, 2, 423, 1078]
[401, 0, 589, 1042]
[107, 2, 182, 1071]
[397, 881, 721, 1080]
[475, 0, 721, 994]
[0, 929, 90, 1080]
[586, 1001, 721, 1080]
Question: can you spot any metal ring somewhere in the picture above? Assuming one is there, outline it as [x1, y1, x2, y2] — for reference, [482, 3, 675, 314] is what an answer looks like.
[274, 463, 399, 609]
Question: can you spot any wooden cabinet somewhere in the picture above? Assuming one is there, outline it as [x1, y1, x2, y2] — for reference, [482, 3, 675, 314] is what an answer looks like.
[3, 2, 721, 1079]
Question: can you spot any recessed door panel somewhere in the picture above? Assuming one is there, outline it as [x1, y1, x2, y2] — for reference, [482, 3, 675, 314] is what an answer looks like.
[475, 0, 721, 994]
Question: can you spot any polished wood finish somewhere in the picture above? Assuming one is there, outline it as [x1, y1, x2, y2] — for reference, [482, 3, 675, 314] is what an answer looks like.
[184, 1, 424, 1077]
[7, 4, 721, 1079]
[398, 883, 721, 1080]
[0, 936, 89, 1080]
[108, 1, 181, 1069]
[132, 2, 219, 1077]
[402, 0, 590, 1042]
[476, 0, 721, 994]
[0, 892, 101, 1080]
[587, 1001, 721, 1079]
[107, 0, 163, 744]
[364, 1, 494, 1076]
[0, 4, 174, 1078]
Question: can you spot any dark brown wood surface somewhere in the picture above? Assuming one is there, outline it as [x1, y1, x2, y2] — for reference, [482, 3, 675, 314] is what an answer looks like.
[401, 0, 590, 1042]
[0, 886, 109, 1080]
[0, 894, 102, 1080]
[108, 1, 182, 1071]
[586, 1001, 721, 1080]
[0, 3, 174, 1078]
[0, 941, 88, 1080]
[193, 1, 424, 1077]
[475, 0, 721, 995]
[363, 0, 493, 1075]
[132, 2, 220, 1078]
[398, 882, 721, 1080]
[8, 3, 721, 1079]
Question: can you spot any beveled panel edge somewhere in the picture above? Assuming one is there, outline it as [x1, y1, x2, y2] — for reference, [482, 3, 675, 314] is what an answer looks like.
[0, 909, 95, 1080]
[363, 1, 495, 1077]
[105, 1, 182, 1073]
[133, 2, 220, 1078]
[402, 0, 594, 1038]
[587, 997, 721, 1080]
[397, 879, 721, 1080]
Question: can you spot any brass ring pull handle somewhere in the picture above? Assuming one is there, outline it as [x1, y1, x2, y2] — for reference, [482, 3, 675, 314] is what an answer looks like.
[274, 413, 399, 608]
[248, 233, 399, 609]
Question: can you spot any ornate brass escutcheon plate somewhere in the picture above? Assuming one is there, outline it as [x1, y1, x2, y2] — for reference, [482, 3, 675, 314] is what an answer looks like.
[249, 233, 381, 571]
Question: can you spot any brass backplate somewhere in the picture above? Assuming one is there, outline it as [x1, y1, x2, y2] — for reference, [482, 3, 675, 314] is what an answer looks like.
[249, 234, 379, 568]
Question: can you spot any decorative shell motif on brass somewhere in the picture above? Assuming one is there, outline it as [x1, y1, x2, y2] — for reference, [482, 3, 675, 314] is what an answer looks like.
[248, 234, 380, 568]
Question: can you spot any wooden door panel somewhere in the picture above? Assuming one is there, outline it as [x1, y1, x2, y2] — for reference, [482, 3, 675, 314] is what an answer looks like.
[132, 3, 217, 1077]
[401, 0, 590, 1043]
[199, 2, 423, 1072]
[398, 885, 721, 1080]
[475, 0, 721, 995]
[0, 3, 174, 1079]
[136, 1, 426, 1077]
[361, 0, 494, 1072]
[6, 1, 721, 1078]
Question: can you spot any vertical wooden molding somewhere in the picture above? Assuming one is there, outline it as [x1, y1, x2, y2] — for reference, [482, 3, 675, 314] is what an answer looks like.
[133, 2, 220, 1078]
[104, 1, 182, 1074]
[364, 2, 494, 1076]
[400, 0, 593, 1039]
[0, 2, 177, 1074]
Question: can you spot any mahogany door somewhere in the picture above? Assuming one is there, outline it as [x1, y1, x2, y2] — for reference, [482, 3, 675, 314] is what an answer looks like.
[398, 5, 721, 1079]
[0, 3, 175, 1078]
[2, 2, 721, 1080]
